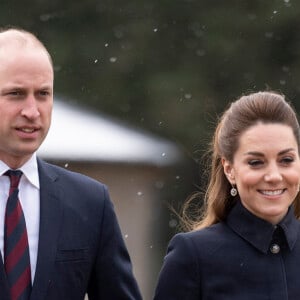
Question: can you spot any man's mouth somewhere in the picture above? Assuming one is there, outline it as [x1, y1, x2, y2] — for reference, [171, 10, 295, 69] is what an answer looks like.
[18, 127, 37, 133]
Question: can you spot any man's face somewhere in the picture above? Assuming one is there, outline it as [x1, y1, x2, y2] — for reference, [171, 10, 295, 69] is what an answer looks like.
[0, 46, 53, 168]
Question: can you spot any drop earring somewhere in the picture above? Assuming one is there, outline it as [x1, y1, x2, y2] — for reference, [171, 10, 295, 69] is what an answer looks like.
[230, 185, 238, 197]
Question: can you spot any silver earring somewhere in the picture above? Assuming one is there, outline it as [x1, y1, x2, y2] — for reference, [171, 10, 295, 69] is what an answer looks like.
[230, 186, 238, 197]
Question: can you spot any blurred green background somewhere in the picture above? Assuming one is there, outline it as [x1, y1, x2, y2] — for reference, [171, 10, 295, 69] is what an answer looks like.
[3, 0, 300, 159]
[2, 0, 300, 298]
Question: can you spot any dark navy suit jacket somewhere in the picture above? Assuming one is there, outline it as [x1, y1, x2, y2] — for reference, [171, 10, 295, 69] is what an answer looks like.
[154, 201, 300, 300]
[0, 158, 142, 300]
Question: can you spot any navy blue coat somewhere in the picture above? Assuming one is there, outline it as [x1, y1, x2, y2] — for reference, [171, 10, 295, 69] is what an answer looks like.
[0, 159, 142, 300]
[154, 201, 300, 300]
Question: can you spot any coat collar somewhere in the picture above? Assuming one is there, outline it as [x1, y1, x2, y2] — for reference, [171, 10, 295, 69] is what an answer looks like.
[226, 200, 300, 254]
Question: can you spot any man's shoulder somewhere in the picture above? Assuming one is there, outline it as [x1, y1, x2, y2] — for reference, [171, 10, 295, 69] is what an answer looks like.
[37, 159, 111, 212]
[37, 158, 106, 190]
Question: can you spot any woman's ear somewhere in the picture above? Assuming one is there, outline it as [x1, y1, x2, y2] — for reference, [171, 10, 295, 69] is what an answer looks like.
[221, 158, 235, 184]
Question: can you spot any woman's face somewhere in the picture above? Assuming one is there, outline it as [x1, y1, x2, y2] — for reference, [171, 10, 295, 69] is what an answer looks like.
[223, 123, 300, 224]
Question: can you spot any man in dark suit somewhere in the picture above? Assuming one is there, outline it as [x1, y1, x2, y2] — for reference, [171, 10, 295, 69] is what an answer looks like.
[0, 27, 142, 300]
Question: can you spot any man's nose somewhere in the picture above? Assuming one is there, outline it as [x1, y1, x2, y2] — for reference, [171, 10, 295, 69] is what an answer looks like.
[21, 96, 40, 119]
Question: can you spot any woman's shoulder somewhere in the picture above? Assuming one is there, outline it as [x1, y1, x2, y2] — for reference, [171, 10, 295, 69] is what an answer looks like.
[169, 222, 234, 256]
[176, 222, 230, 241]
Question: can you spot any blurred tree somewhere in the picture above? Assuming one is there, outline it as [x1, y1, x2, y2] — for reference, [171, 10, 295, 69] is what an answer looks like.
[1, 0, 300, 174]
[2, 2, 300, 298]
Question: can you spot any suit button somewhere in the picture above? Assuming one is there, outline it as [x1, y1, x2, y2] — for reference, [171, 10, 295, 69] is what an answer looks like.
[270, 244, 280, 254]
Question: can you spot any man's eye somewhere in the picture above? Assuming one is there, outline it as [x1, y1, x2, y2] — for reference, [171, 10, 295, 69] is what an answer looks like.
[38, 90, 51, 97]
[9, 91, 22, 96]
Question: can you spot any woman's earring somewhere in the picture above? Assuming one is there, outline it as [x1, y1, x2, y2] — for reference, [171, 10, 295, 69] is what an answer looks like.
[230, 185, 238, 197]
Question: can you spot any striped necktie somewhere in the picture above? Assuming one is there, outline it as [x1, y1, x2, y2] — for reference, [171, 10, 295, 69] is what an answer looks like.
[4, 170, 32, 300]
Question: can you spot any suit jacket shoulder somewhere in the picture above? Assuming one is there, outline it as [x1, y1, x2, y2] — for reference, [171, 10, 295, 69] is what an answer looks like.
[32, 158, 142, 300]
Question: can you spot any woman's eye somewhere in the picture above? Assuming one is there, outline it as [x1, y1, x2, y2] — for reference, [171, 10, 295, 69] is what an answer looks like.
[248, 160, 263, 167]
[281, 157, 294, 164]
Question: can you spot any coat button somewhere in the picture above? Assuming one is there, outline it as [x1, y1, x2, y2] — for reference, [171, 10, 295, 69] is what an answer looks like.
[270, 244, 280, 254]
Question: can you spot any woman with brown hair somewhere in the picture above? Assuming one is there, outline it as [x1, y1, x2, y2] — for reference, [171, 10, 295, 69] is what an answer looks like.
[154, 91, 300, 299]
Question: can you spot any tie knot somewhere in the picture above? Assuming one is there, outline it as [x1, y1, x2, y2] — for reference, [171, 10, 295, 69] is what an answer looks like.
[5, 170, 23, 189]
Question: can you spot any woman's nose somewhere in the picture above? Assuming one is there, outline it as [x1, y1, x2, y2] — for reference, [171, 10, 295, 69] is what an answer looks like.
[264, 164, 283, 182]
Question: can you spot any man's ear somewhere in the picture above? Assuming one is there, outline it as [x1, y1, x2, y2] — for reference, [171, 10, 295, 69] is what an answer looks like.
[221, 158, 235, 184]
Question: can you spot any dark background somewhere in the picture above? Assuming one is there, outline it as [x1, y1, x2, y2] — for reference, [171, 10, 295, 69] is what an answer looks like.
[3, 0, 300, 160]
[2, 0, 300, 295]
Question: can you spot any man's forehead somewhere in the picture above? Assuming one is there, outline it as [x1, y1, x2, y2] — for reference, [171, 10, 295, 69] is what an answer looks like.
[0, 30, 49, 58]
[0, 33, 53, 71]
[0, 29, 33, 43]
[0, 44, 44, 65]
[0, 34, 39, 56]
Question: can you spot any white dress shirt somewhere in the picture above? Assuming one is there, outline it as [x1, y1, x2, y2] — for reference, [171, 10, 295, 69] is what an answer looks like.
[0, 153, 40, 283]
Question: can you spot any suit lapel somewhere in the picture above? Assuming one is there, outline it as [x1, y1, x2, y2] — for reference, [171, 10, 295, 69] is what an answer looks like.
[30, 159, 63, 300]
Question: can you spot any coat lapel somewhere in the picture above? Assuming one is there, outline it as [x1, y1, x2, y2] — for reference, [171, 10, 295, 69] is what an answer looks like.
[30, 159, 63, 300]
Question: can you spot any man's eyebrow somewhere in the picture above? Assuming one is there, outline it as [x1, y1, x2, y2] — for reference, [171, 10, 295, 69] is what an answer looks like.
[2, 85, 24, 90]
[1, 86, 24, 93]
[39, 83, 53, 90]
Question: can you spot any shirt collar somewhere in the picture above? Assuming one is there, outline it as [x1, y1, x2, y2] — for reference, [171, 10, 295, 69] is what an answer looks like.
[226, 200, 300, 254]
[0, 153, 39, 189]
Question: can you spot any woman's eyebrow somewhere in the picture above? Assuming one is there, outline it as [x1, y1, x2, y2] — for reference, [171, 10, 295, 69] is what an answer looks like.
[244, 148, 296, 157]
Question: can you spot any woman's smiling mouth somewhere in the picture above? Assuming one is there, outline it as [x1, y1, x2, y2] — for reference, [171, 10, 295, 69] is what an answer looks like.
[258, 189, 286, 196]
